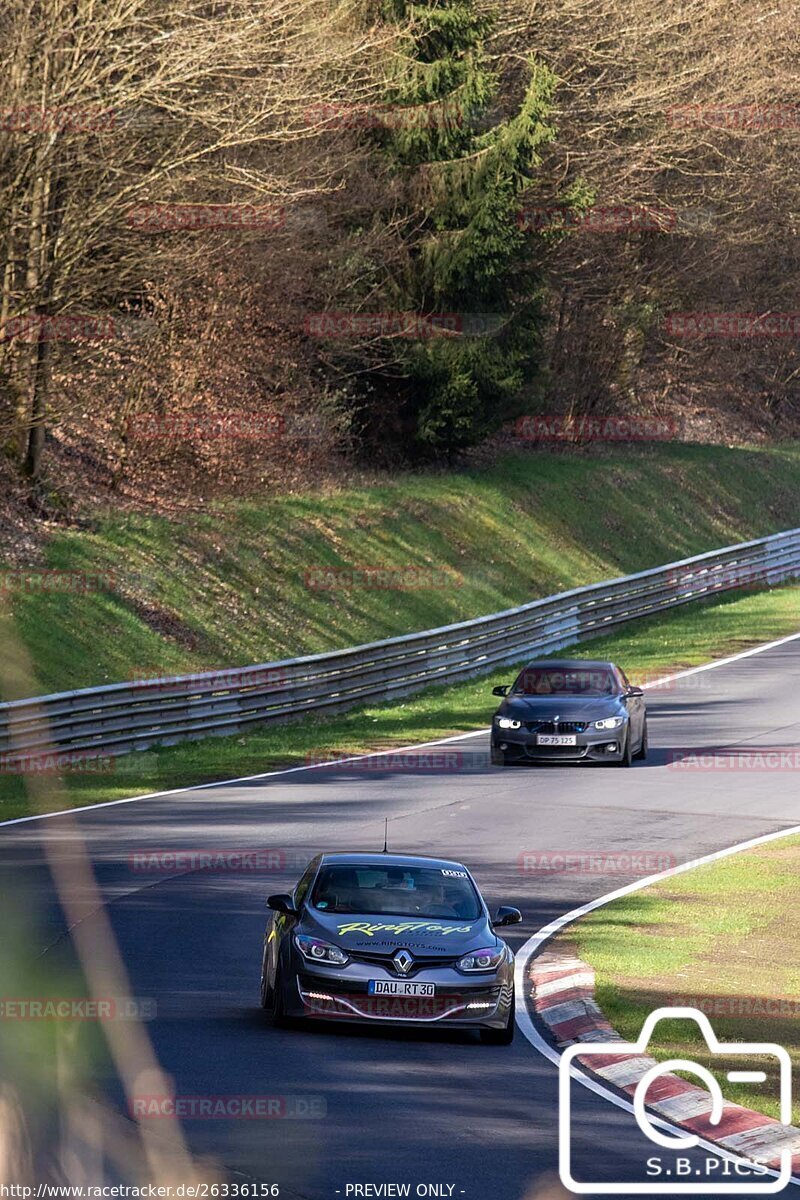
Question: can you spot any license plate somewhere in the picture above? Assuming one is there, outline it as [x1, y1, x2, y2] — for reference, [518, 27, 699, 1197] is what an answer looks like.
[367, 980, 435, 997]
[536, 734, 577, 746]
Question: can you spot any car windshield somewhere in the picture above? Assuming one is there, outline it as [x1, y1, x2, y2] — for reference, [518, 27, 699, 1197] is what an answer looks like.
[512, 666, 617, 696]
[309, 864, 482, 919]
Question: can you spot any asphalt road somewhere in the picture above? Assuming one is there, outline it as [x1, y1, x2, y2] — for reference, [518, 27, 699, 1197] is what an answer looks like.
[2, 635, 800, 1199]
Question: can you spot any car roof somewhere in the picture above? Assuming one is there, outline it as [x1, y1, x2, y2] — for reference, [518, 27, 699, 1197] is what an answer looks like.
[317, 852, 471, 872]
[518, 658, 616, 671]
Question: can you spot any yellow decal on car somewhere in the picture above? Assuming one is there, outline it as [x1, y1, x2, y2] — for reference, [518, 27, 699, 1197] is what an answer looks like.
[336, 921, 472, 937]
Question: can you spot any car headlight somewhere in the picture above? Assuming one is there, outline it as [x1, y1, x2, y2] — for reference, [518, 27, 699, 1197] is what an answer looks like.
[294, 934, 349, 966]
[495, 716, 521, 730]
[593, 716, 625, 730]
[457, 946, 505, 972]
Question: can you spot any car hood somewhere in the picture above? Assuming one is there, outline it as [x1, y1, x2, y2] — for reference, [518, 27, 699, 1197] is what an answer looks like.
[301, 909, 494, 954]
[497, 696, 625, 721]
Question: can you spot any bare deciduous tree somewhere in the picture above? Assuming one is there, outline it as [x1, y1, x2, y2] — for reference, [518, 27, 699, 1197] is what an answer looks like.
[0, 0, 395, 480]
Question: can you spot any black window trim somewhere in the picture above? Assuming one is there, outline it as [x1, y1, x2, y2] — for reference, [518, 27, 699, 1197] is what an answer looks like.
[293, 853, 322, 911]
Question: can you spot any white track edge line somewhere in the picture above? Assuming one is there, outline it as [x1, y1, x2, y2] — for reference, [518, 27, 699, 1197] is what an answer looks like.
[3, 626, 800, 829]
[514, 822, 800, 1188]
[0, 728, 484, 828]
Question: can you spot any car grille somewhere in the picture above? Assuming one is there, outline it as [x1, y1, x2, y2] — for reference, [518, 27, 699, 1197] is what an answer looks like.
[525, 720, 588, 733]
[347, 948, 462, 977]
[299, 984, 501, 1022]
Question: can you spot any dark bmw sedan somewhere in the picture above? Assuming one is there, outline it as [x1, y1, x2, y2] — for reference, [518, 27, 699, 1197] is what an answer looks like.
[260, 853, 521, 1043]
[490, 658, 647, 767]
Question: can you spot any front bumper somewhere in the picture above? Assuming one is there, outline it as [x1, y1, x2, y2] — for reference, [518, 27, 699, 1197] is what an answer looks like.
[284, 953, 513, 1029]
[492, 725, 627, 763]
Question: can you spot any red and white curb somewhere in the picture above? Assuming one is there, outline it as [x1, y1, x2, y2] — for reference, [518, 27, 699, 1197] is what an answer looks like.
[530, 947, 800, 1175]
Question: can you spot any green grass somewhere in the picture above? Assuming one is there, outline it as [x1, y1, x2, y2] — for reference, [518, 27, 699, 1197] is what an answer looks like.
[561, 832, 800, 1124]
[2, 584, 798, 822]
[3, 442, 800, 697]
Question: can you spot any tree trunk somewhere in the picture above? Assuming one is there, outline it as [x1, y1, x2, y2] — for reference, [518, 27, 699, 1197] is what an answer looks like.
[23, 315, 50, 480]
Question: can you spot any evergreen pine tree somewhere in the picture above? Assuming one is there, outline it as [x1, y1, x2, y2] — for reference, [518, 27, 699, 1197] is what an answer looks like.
[364, 0, 560, 457]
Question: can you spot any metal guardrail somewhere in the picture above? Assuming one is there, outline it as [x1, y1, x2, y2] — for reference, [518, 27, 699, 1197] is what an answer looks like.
[2, 528, 799, 761]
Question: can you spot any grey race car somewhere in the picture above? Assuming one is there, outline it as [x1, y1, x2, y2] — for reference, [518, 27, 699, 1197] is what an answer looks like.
[260, 852, 521, 1043]
[490, 658, 648, 766]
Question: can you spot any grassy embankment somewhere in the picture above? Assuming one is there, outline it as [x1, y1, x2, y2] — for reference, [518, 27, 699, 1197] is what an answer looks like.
[558, 833, 800, 1124]
[1, 442, 799, 819]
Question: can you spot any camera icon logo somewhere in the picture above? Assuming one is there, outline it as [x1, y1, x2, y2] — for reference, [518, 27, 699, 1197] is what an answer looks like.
[559, 1006, 794, 1194]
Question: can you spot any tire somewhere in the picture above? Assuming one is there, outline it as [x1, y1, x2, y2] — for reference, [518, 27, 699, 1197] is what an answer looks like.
[260, 938, 274, 1008]
[633, 718, 648, 761]
[480, 991, 515, 1045]
[491, 746, 506, 766]
[271, 958, 288, 1026]
[616, 727, 633, 768]
[260, 970, 272, 1009]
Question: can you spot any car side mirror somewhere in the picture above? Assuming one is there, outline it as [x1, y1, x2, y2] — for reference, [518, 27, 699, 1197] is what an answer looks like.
[492, 685, 510, 697]
[626, 686, 644, 697]
[492, 906, 522, 928]
[267, 893, 297, 916]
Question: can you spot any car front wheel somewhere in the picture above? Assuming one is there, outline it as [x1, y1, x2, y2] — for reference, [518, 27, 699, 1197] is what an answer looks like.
[260, 942, 273, 1009]
[480, 991, 515, 1045]
[260, 972, 272, 1009]
[633, 718, 648, 761]
[271, 957, 289, 1025]
[615, 728, 633, 768]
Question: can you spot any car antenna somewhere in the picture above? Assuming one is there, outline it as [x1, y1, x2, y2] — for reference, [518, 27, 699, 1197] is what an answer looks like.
[382, 818, 388, 854]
